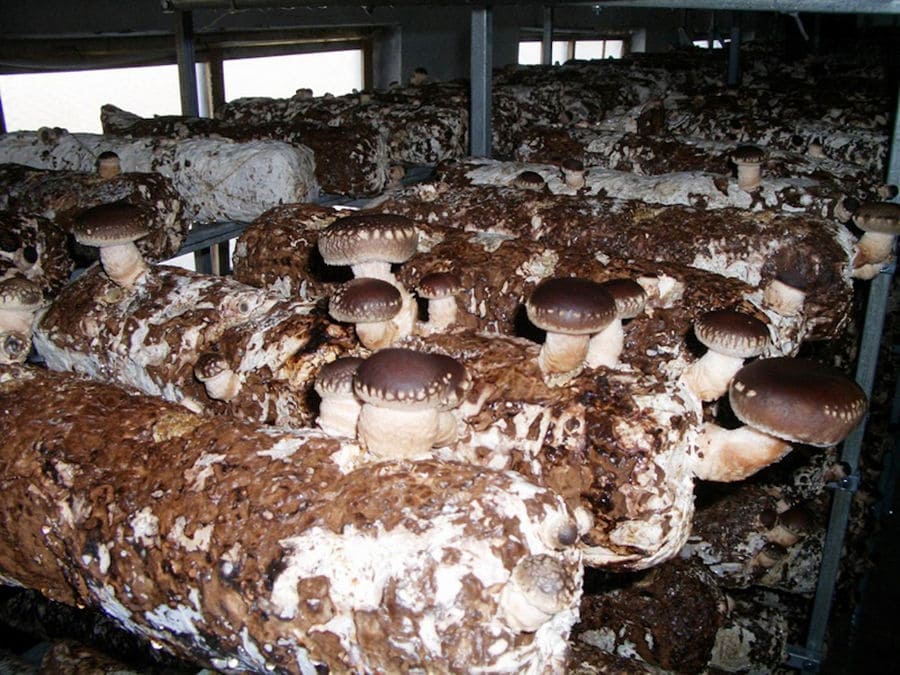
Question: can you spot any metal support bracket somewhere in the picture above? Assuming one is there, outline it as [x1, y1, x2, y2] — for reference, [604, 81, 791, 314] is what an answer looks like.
[785, 644, 820, 672]
[827, 471, 861, 494]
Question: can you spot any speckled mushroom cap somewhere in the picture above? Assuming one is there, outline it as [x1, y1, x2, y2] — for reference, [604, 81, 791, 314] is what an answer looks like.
[508, 553, 578, 615]
[731, 144, 766, 165]
[561, 158, 585, 172]
[526, 277, 616, 335]
[0, 277, 43, 310]
[729, 357, 867, 447]
[72, 202, 149, 247]
[0, 330, 30, 362]
[194, 352, 231, 382]
[601, 278, 647, 320]
[318, 213, 418, 266]
[314, 356, 365, 397]
[695, 310, 769, 358]
[330, 278, 402, 324]
[513, 170, 546, 191]
[354, 348, 468, 411]
[852, 201, 900, 234]
[417, 271, 462, 299]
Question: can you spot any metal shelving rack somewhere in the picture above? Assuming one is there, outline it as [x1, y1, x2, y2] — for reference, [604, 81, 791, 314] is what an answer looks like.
[165, 2, 899, 670]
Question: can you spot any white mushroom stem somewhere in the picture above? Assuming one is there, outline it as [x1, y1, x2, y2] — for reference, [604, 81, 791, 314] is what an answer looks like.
[681, 350, 746, 402]
[694, 422, 792, 482]
[350, 261, 395, 283]
[851, 261, 885, 281]
[99, 243, 148, 288]
[736, 163, 761, 192]
[201, 369, 242, 402]
[392, 289, 418, 340]
[762, 279, 806, 317]
[98, 158, 121, 179]
[539, 332, 590, 376]
[766, 524, 801, 548]
[357, 404, 439, 459]
[584, 319, 624, 369]
[434, 410, 459, 447]
[853, 232, 896, 268]
[317, 394, 362, 438]
[0, 308, 38, 337]
[499, 555, 572, 633]
[420, 297, 458, 335]
[563, 170, 585, 190]
[355, 320, 400, 351]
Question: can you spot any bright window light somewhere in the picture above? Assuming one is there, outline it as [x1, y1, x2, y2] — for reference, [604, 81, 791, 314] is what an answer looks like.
[517, 41, 571, 66]
[0, 64, 182, 133]
[574, 40, 624, 60]
[222, 50, 363, 101]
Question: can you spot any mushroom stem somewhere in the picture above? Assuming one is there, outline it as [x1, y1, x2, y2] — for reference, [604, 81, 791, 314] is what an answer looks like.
[350, 260, 395, 284]
[99, 242, 148, 288]
[694, 422, 792, 482]
[421, 296, 458, 335]
[853, 231, 895, 268]
[357, 403, 439, 459]
[355, 320, 400, 351]
[584, 319, 624, 369]
[681, 350, 746, 402]
[563, 170, 585, 190]
[735, 163, 761, 192]
[539, 332, 590, 376]
[201, 369, 242, 402]
[0, 308, 38, 337]
[434, 410, 459, 447]
[763, 279, 806, 316]
[317, 395, 362, 438]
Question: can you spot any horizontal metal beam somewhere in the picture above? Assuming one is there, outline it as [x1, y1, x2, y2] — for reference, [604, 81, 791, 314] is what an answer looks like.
[163, 0, 900, 13]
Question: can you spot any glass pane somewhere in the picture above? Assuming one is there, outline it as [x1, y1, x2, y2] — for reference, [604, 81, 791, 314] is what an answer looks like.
[518, 41, 542, 65]
[0, 64, 181, 133]
[574, 41, 605, 60]
[551, 41, 569, 65]
[222, 50, 363, 101]
[605, 40, 624, 59]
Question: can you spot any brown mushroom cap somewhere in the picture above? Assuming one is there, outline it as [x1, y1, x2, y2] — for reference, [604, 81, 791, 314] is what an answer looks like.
[508, 554, 576, 616]
[194, 353, 231, 382]
[513, 170, 546, 191]
[318, 213, 418, 267]
[601, 278, 647, 320]
[417, 271, 462, 299]
[695, 310, 769, 358]
[354, 348, 468, 411]
[72, 202, 149, 247]
[314, 356, 365, 397]
[526, 277, 616, 335]
[729, 357, 867, 447]
[0, 277, 43, 311]
[561, 158, 584, 173]
[731, 144, 766, 165]
[852, 201, 900, 234]
[329, 278, 402, 323]
[1, 330, 30, 362]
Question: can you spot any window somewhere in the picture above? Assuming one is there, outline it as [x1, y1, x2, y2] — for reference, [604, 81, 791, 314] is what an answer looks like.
[518, 39, 623, 65]
[222, 50, 364, 100]
[692, 39, 731, 49]
[0, 64, 182, 134]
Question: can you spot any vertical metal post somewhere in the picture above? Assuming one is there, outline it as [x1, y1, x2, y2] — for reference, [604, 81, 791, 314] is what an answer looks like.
[470, 5, 493, 158]
[207, 49, 226, 114]
[541, 6, 554, 65]
[175, 9, 200, 117]
[727, 14, 741, 87]
[797, 83, 900, 673]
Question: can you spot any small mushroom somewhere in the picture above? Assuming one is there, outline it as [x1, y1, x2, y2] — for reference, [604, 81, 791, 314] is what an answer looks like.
[72, 203, 149, 288]
[585, 278, 647, 369]
[681, 310, 769, 402]
[314, 357, 365, 437]
[526, 277, 616, 380]
[96, 151, 122, 179]
[694, 358, 867, 482]
[750, 542, 788, 571]
[539, 510, 580, 551]
[498, 554, 578, 633]
[0, 330, 30, 365]
[731, 144, 766, 193]
[0, 277, 43, 336]
[194, 352, 241, 402]
[353, 348, 468, 459]
[416, 271, 462, 335]
[560, 158, 586, 190]
[409, 66, 429, 86]
[850, 201, 900, 279]
[765, 504, 814, 548]
[513, 170, 546, 192]
[329, 278, 402, 350]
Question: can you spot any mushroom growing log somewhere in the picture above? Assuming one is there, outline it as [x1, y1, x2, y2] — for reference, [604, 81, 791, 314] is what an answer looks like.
[0, 365, 582, 673]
